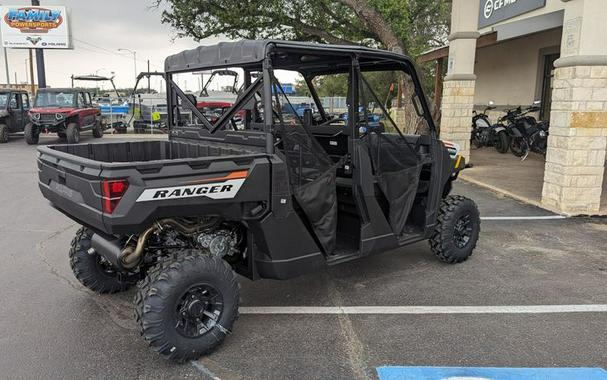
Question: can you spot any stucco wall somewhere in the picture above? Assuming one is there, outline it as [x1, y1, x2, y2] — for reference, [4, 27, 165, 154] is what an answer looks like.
[474, 28, 562, 107]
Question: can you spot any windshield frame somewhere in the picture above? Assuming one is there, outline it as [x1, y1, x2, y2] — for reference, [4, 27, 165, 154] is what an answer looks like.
[34, 91, 77, 108]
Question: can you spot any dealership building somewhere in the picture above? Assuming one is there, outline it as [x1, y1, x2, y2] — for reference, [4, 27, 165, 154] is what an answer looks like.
[420, 0, 607, 215]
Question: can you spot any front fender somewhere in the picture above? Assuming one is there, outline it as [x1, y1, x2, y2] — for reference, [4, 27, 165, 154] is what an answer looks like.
[493, 124, 506, 133]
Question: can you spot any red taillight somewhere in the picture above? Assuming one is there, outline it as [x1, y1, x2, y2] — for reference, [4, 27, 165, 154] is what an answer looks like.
[101, 179, 129, 214]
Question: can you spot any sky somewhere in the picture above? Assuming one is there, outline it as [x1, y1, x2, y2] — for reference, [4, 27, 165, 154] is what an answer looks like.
[0, 0, 227, 91]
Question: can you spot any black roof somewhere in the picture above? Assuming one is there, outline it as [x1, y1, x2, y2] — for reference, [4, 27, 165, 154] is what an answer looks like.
[164, 39, 413, 74]
[37, 88, 89, 93]
[0, 88, 28, 93]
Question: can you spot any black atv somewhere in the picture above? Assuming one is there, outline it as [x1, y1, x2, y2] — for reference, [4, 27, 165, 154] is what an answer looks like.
[36, 40, 480, 362]
[0, 89, 31, 143]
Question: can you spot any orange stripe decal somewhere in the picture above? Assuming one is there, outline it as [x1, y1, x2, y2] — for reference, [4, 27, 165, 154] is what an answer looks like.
[184, 170, 249, 185]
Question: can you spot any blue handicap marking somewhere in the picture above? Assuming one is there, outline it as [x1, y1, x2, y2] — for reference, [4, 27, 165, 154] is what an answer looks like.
[376, 366, 607, 380]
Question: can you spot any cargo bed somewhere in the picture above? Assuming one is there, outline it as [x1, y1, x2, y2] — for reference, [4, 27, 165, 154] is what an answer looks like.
[48, 139, 263, 163]
[38, 139, 271, 235]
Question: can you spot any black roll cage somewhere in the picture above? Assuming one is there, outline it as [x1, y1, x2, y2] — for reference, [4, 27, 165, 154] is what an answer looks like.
[164, 44, 437, 155]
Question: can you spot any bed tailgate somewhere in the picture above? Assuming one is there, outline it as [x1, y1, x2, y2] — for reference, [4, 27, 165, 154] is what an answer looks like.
[37, 146, 107, 231]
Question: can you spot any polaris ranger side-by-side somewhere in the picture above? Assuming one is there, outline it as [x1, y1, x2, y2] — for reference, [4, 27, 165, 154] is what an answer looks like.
[37, 40, 480, 362]
[27, 88, 104, 145]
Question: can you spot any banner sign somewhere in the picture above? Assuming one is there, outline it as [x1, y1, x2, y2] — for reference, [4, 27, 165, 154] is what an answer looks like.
[478, 0, 546, 28]
[0, 6, 71, 49]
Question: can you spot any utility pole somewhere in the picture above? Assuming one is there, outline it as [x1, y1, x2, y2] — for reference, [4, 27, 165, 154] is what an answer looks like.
[2, 47, 9, 86]
[28, 49, 35, 94]
[31, 0, 47, 88]
[118, 48, 137, 81]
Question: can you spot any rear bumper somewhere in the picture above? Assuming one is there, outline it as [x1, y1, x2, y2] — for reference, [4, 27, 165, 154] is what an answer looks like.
[39, 180, 106, 233]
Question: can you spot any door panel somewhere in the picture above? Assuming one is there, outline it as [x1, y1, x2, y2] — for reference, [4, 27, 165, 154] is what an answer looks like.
[9, 94, 23, 132]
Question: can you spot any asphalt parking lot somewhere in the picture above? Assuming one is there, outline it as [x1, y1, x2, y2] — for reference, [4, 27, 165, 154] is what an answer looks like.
[1, 134, 606, 379]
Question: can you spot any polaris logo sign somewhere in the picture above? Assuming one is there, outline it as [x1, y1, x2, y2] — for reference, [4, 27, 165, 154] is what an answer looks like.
[479, 0, 546, 28]
[136, 178, 246, 202]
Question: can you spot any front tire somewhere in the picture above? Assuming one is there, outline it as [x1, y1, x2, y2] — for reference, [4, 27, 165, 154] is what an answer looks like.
[134, 251, 240, 362]
[93, 120, 104, 138]
[69, 227, 138, 294]
[430, 195, 480, 264]
[24, 123, 39, 145]
[494, 130, 510, 153]
[510, 137, 528, 157]
[0, 124, 8, 143]
[66, 122, 80, 144]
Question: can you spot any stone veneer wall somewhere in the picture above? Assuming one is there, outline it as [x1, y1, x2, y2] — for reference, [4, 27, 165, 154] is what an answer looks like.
[440, 79, 476, 162]
[541, 66, 607, 214]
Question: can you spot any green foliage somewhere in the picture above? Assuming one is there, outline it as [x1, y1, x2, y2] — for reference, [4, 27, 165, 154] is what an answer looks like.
[158, 0, 451, 103]
[158, 0, 450, 55]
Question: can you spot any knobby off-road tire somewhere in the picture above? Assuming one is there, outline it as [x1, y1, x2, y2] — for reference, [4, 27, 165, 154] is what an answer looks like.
[66, 122, 80, 144]
[134, 251, 240, 362]
[24, 123, 39, 145]
[494, 130, 510, 153]
[430, 195, 481, 264]
[69, 227, 137, 294]
[0, 124, 8, 143]
[92, 120, 104, 138]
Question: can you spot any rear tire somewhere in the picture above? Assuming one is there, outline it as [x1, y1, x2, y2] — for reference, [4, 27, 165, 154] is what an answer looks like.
[24, 123, 39, 145]
[494, 131, 510, 153]
[430, 195, 480, 264]
[66, 123, 80, 144]
[134, 251, 240, 362]
[0, 124, 8, 143]
[93, 120, 104, 138]
[69, 227, 138, 294]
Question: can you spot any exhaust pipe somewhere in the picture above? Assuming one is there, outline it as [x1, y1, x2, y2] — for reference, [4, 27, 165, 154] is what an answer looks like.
[90, 225, 157, 270]
[90, 234, 124, 269]
[90, 218, 218, 270]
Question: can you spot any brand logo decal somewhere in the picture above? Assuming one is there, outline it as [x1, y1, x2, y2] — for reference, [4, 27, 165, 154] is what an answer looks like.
[4, 7, 63, 33]
[136, 178, 246, 202]
[26, 36, 41, 45]
[484, 0, 494, 19]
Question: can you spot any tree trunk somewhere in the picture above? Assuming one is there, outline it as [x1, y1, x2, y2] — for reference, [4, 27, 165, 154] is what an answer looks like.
[336, 0, 406, 54]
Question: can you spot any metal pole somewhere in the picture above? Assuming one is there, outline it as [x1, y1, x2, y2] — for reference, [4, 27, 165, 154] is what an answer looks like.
[28, 49, 35, 94]
[2, 47, 9, 85]
[147, 60, 150, 93]
[31, 0, 47, 89]
[133, 51, 137, 79]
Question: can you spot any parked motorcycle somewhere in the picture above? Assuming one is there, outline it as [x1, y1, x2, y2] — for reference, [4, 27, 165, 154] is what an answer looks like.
[471, 101, 510, 153]
[505, 101, 549, 160]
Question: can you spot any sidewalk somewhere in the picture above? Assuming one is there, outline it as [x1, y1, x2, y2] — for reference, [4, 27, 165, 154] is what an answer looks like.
[461, 148, 607, 215]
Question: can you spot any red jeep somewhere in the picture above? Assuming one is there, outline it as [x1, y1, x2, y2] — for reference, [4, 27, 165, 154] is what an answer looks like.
[26, 88, 103, 145]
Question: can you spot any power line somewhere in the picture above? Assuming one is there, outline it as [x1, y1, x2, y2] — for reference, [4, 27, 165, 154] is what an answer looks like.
[73, 38, 163, 70]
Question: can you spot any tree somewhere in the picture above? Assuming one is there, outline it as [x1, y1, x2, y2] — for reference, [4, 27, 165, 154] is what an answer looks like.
[157, 0, 450, 56]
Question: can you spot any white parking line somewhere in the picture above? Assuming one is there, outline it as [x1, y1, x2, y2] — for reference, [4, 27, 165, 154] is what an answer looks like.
[481, 215, 567, 221]
[239, 305, 607, 315]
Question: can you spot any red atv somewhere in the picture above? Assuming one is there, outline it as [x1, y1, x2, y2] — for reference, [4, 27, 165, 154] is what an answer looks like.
[26, 88, 104, 145]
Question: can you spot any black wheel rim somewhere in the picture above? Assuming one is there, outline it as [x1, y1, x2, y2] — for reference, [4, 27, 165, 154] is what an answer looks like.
[453, 213, 473, 249]
[176, 284, 223, 338]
